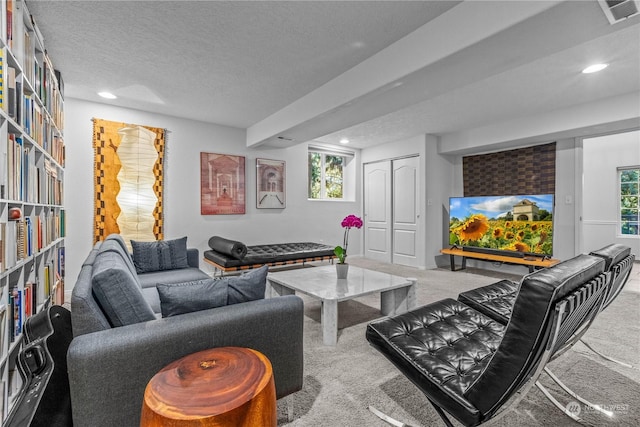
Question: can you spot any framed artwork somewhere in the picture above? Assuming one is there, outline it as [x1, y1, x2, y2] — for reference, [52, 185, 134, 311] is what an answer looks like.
[256, 158, 286, 209]
[200, 152, 246, 215]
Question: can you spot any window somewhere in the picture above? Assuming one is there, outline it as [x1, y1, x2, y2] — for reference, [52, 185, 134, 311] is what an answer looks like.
[619, 167, 639, 236]
[308, 147, 354, 200]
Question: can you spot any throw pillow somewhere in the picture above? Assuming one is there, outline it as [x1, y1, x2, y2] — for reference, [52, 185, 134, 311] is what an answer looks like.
[131, 237, 189, 274]
[156, 278, 228, 317]
[157, 265, 268, 317]
[92, 251, 156, 327]
[226, 264, 268, 305]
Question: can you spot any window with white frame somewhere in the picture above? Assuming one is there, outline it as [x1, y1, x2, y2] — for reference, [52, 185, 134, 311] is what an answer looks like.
[619, 167, 639, 236]
[308, 146, 354, 200]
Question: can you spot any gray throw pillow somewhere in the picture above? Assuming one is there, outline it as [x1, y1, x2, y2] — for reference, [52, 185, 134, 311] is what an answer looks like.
[226, 265, 268, 305]
[131, 237, 189, 274]
[157, 265, 268, 317]
[92, 251, 156, 327]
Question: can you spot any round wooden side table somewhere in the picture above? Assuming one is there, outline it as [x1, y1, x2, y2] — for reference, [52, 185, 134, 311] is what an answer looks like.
[140, 347, 276, 426]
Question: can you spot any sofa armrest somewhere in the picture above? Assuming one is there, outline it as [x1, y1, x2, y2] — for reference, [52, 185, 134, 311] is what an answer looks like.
[67, 295, 304, 427]
[187, 247, 200, 268]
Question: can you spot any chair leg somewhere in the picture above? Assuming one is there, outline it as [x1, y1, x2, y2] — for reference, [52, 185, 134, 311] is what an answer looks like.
[579, 338, 636, 369]
[535, 381, 584, 424]
[543, 367, 614, 418]
[368, 399, 455, 427]
[368, 406, 413, 427]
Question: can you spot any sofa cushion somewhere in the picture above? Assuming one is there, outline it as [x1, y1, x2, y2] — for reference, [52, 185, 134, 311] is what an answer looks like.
[91, 251, 156, 327]
[157, 265, 268, 317]
[140, 268, 211, 314]
[131, 237, 189, 274]
[99, 239, 142, 288]
[105, 233, 134, 262]
[138, 267, 210, 289]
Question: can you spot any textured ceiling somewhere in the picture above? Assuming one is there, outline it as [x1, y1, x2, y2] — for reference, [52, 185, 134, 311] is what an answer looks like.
[27, 0, 458, 127]
[26, 0, 640, 149]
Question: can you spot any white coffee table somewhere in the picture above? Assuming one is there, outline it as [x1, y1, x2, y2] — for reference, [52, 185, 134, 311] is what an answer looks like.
[267, 265, 416, 346]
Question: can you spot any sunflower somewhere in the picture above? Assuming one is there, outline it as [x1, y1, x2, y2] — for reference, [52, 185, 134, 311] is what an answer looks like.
[455, 214, 490, 242]
[505, 231, 515, 240]
[505, 221, 512, 228]
[539, 231, 548, 244]
[514, 242, 530, 252]
[531, 224, 538, 231]
[493, 227, 504, 238]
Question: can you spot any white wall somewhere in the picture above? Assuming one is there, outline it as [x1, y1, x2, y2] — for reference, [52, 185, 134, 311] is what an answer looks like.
[361, 134, 454, 269]
[582, 129, 640, 256]
[64, 99, 360, 290]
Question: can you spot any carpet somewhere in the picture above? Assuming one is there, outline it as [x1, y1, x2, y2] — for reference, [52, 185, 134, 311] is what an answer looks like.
[276, 258, 640, 426]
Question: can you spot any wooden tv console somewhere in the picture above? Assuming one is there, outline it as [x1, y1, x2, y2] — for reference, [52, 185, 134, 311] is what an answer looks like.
[441, 248, 560, 273]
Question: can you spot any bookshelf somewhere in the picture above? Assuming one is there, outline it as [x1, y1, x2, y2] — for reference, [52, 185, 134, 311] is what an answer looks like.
[0, 0, 65, 421]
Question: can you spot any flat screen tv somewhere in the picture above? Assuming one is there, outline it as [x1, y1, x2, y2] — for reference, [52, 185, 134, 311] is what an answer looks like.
[449, 194, 554, 257]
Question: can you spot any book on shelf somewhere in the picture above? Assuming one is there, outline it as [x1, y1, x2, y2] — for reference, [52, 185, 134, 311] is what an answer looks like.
[11, 287, 21, 339]
[15, 218, 25, 262]
[24, 282, 32, 319]
[0, 301, 7, 354]
[0, 222, 5, 272]
[7, 66, 15, 121]
[0, 47, 4, 111]
[4, 220, 16, 268]
[58, 246, 65, 278]
[6, 0, 13, 50]
[43, 263, 50, 299]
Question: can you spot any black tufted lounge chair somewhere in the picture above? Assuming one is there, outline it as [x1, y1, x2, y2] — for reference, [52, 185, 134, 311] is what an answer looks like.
[366, 254, 608, 426]
[454, 244, 635, 422]
[458, 244, 635, 364]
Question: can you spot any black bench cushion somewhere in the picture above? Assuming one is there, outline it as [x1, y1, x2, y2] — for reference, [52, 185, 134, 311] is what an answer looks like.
[366, 298, 505, 426]
[204, 242, 335, 268]
[457, 279, 517, 325]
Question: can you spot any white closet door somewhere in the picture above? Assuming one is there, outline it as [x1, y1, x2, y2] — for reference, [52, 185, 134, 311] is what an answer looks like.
[364, 161, 392, 263]
[392, 157, 419, 267]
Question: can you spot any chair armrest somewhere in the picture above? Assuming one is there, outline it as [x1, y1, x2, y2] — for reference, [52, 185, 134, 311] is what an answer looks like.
[186, 247, 200, 268]
[68, 295, 303, 427]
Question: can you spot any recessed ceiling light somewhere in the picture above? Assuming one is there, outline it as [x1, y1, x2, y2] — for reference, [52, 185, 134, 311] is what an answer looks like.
[98, 91, 117, 99]
[582, 63, 608, 74]
[339, 138, 349, 144]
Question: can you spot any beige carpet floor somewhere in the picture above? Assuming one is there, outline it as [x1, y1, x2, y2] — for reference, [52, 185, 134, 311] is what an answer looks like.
[276, 258, 640, 427]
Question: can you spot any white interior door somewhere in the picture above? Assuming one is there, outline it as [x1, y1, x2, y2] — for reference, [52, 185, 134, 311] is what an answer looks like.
[364, 161, 392, 262]
[392, 157, 419, 267]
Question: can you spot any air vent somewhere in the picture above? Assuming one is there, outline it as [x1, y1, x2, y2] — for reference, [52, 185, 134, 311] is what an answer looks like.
[598, 0, 640, 24]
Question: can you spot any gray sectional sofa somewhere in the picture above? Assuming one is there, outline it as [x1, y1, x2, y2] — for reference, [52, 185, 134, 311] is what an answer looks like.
[69, 234, 304, 427]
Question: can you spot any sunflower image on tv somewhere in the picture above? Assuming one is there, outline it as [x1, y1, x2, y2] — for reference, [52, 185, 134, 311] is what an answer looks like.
[449, 195, 554, 256]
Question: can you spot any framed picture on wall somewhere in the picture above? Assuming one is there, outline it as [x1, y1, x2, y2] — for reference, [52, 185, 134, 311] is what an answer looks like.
[200, 152, 246, 215]
[256, 158, 286, 209]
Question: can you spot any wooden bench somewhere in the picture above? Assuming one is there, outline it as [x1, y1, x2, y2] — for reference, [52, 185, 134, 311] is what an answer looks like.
[441, 247, 560, 273]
